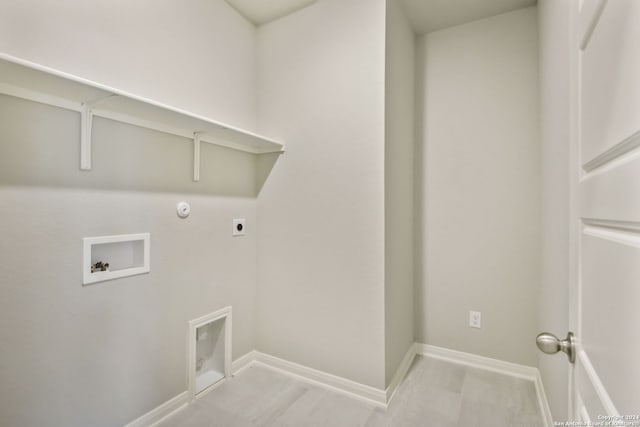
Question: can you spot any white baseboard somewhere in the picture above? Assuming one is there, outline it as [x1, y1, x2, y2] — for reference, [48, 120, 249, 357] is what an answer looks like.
[252, 351, 387, 407]
[125, 345, 553, 427]
[416, 343, 538, 380]
[231, 350, 257, 375]
[416, 343, 552, 427]
[123, 391, 189, 427]
[124, 350, 257, 427]
[385, 343, 417, 403]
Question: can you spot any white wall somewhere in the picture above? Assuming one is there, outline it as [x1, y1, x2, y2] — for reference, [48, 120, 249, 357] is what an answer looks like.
[384, 0, 415, 386]
[0, 0, 257, 130]
[0, 1, 551, 422]
[415, 7, 540, 366]
[0, 98, 259, 427]
[0, 2, 260, 425]
[538, 0, 570, 419]
[255, 0, 388, 389]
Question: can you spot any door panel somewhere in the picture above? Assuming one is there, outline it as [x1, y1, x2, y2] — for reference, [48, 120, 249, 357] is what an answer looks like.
[580, 0, 640, 165]
[581, 153, 640, 221]
[581, 231, 640, 413]
[573, 0, 640, 420]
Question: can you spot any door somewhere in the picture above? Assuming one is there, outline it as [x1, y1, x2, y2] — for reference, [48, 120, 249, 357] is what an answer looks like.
[570, 0, 640, 421]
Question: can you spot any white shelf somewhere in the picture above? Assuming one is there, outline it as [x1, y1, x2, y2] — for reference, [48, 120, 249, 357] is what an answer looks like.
[0, 53, 284, 175]
[82, 233, 150, 285]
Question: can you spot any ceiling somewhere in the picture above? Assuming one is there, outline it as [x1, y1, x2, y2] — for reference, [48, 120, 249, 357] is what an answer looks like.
[401, 0, 537, 34]
[224, 0, 318, 26]
[224, 0, 536, 32]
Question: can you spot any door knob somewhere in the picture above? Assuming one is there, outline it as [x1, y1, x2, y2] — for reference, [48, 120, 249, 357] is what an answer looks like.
[536, 331, 575, 364]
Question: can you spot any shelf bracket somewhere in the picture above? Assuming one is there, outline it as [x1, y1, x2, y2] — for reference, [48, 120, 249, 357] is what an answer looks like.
[79, 94, 117, 171]
[193, 132, 202, 182]
[80, 103, 94, 170]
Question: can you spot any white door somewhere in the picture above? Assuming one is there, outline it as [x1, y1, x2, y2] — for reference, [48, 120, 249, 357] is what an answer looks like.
[570, 0, 640, 421]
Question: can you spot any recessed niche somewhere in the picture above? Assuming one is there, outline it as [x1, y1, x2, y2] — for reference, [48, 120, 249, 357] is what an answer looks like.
[82, 233, 150, 285]
[189, 307, 232, 399]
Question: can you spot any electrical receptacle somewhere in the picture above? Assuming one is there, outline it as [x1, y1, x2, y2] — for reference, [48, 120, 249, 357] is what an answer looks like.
[469, 311, 482, 329]
[233, 218, 246, 236]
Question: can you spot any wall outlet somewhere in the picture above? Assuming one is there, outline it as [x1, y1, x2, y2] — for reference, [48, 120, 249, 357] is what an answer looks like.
[469, 311, 482, 329]
[233, 218, 246, 236]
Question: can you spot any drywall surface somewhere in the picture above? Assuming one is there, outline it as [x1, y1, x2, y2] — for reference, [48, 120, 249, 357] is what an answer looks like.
[384, 0, 415, 386]
[538, 0, 570, 419]
[256, 0, 387, 389]
[0, 96, 258, 427]
[0, 2, 260, 424]
[415, 7, 540, 366]
[0, 97, 258, 196]
[402, 0, 536, 34]
[0, 0, 257, 130]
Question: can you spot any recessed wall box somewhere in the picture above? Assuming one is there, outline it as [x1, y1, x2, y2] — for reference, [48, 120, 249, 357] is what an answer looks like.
[82, 233, 150, 285]
[188, 307, 232, 399]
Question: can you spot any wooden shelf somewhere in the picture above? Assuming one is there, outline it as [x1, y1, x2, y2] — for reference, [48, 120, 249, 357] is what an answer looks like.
[0, 54, 284, 176]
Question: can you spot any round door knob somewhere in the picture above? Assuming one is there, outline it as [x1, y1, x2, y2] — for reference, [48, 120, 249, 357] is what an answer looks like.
[536, 331, 575, 364]
[536, 332, 561, 354]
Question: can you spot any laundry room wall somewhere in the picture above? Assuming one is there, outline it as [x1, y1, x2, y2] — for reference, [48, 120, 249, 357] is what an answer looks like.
[255, 0, 388, 389]
[0, 1, 262, 425]
[414, 7, 541, 366]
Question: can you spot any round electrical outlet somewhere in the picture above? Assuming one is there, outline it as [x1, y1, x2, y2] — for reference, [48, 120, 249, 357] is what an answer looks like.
[233, 218, 246, 236]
